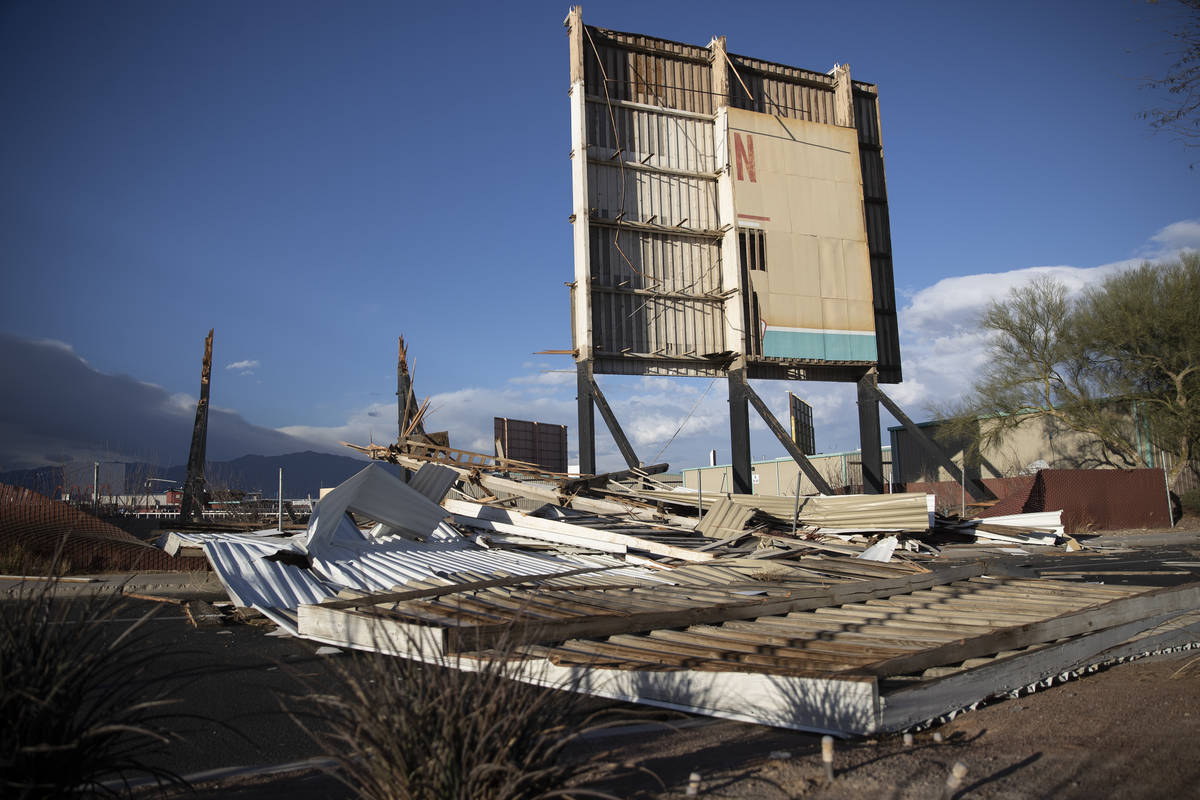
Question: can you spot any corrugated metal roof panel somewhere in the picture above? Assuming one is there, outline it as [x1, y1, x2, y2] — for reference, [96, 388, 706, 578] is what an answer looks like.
[408, 463, 459, 503]
[695, 497, 755, 537]
[199, 532, 659, 635]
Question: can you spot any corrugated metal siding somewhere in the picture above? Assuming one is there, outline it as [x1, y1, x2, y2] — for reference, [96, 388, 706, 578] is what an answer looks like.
[589, 229, 720, 291]
[408, 463, 459, 503]
[694, 496, 755, 537]
[585, 104, 716, 173]
[587, 230, 723, 358]
[727, 55, 837, 124]
[199, 531, 659, 634]
[494, 418, 569, 474]
[584, 29, 714, 114]
[585, 163, 717, 230]
[582, 25, 726, 372]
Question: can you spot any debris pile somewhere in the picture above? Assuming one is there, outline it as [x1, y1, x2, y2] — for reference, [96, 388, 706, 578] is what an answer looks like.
[153, 443, 1200, 735]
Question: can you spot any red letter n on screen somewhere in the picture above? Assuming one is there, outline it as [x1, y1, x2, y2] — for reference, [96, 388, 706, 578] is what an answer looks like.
[734, 132, 757, 183]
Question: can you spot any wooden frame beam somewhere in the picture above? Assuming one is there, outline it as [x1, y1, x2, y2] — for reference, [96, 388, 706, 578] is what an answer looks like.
[318, 563, 987, 654]
[850, 581, 1200, 678]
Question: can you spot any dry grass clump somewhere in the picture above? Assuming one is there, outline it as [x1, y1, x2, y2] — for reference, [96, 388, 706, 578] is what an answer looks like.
[0, 582, 192, 797]
[308, 639, 632, 800]
[0, 543, 70, 577]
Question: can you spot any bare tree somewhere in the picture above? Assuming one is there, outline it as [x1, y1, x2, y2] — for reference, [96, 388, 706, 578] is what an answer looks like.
[1142, 0, 1200, 149]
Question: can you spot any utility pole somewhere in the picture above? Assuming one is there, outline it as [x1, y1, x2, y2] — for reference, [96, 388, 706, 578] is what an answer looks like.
[180, 329, 213, 522]
[277, 467, 283, 532]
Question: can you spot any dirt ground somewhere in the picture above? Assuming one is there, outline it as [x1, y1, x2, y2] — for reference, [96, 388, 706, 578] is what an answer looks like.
[577, 646, 1200, 798]
[190, 643, 1200, 799]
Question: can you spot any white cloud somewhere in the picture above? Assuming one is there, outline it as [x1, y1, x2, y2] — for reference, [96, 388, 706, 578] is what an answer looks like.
[166, 392, 197, 414]
[888, 218, 1200, 421]
[1145, 218, 1200, 256]
[278, 401, 400, 454]
[509, 370, 575, 387]
[30, 337, 77, 354]
[225, 359, 260, 375]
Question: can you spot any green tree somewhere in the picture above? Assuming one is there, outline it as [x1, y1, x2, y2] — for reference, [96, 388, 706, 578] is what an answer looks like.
[957, 275, 1144, 470]
[1074, 251, 1200, 486]
[950, 253, 1200, 488]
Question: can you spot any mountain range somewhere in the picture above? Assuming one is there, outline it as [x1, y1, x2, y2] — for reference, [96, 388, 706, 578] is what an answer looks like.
[0, 451, 395, 500]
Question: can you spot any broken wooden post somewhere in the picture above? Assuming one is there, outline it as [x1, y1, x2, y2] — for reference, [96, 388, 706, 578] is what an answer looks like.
[397, 335, 426, 441]
[942, 761, 967, 799]
[180, 329, 213, 522]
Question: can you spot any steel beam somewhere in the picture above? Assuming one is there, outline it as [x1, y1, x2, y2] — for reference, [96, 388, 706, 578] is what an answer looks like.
[589, 376, 641, 470]
[576, 361, 596, 476]
[857, 371, 885, 494]
[727, 364, 753, 495]
[870, 382, 997, 502]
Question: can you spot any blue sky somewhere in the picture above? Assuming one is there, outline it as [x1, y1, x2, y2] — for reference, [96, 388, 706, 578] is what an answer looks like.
[1, 0, 1197, 473]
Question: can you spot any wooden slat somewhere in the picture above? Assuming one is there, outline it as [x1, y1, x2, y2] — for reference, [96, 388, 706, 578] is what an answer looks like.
[433, 563, 988, 652]
[880, 612, 1186, 731]
[848, 581, 1200, 678]
[316, 565, 624, 611]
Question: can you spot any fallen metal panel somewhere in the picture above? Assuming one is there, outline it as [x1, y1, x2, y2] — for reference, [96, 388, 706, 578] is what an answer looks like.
[444, 499, 714, 562]
[623, 488, 934, 531]
[850, 581, 1200, 678]
[290, 563, 1196, 733]
[694, 497, 754, 538]
[297, 603, 883, 736]
[306, 462, 448, 552]
[406, 463, 459, 503]
[200, 530, 654, 631]
[203, 538, 334, 633]
[878, 611, 1189, 731]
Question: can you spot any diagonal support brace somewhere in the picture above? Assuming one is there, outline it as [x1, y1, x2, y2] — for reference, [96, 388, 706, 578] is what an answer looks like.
[590, 376, 641, 470]
[730, 371, 834, 496]
[867, 378, 997, 502]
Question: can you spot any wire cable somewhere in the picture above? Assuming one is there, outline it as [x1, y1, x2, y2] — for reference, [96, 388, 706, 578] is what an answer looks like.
[650, 377, 718, 463]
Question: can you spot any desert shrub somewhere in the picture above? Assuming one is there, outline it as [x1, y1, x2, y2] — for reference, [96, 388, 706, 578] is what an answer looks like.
[1181, 487, 1200, 515]
[0, 584, 192, 797]
[308, 640, 629, 800]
